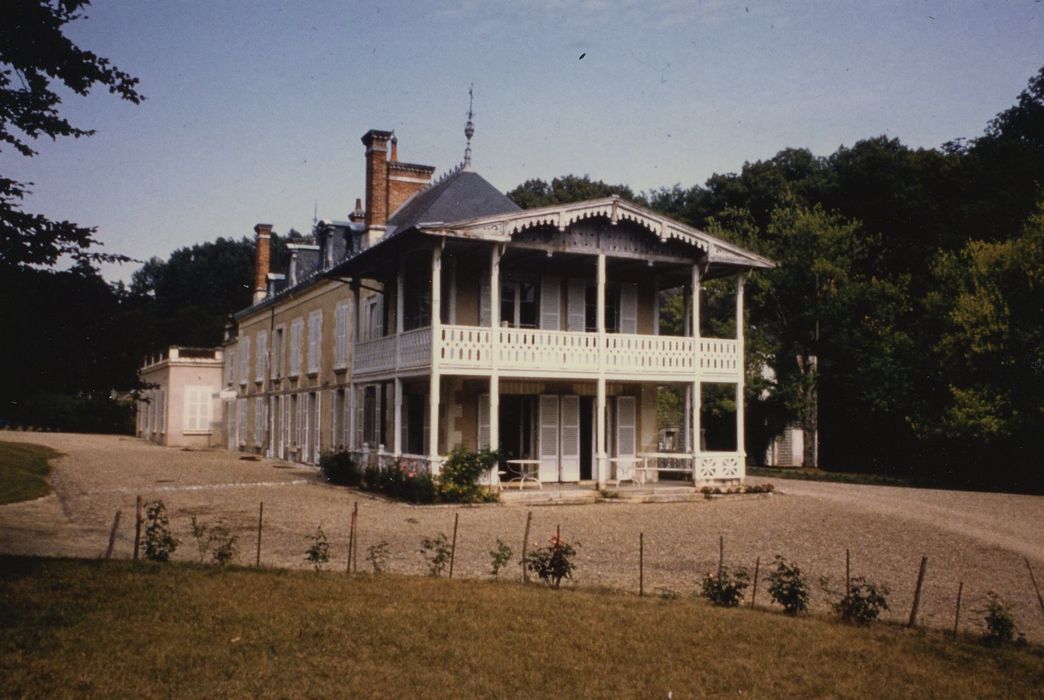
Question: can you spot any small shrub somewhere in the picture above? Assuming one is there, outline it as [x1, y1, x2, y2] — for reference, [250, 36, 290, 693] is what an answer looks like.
[209, 520, 238, 566]
[439, 446, 501, 504]
[362, 461, 437, 504]
[420, 533, 452, 577]
[488, 538, 512, 579]
[189, 516, 209, 563]
[981, 591, 1018, 646]
[366, 541, 390, 574]
[525, 534, 579, 589]
[832, 577, 890, 624]
[143, 500, 179, 562]
[766, 556, 809, 615]
[319, 451, 361, 487]
[305, 525, 331, 572]
[700, 567, 750, 607]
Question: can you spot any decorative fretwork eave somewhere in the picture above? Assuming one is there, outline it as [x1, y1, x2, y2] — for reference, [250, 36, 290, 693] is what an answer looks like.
[417, 195, 776, 270]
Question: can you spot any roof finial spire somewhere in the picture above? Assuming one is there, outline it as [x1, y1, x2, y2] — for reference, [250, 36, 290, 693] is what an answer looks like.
[463, 83, 475, 170]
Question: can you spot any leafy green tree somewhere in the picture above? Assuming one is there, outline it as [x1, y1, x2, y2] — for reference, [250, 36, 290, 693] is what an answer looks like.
[923, 203, 1044, 486]
[508, 175, 637, 209]
[130, 235, 289, 350]
[0, 0, 143, 270]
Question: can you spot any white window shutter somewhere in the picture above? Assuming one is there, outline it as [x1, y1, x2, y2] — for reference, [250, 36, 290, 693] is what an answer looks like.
[478, 394, 490, 451]
[240, 337, 250, 384]
[540, 276, 561, 330]
[256, 331, 267, 382]
[559, 395, 580, 481]
[616, 396, 636, 458]
[567, 279, 586, 332]
[620, 283, 638, 334]
[479, 278, 491, 327]
[538, 395, 559, 482]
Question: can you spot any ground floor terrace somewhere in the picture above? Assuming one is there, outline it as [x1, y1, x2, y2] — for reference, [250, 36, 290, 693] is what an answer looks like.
[342, 373, 747, 488]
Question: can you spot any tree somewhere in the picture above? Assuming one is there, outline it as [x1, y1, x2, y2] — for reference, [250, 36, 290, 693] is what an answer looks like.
[130, 234, 290, 351]
[0, 0, 143, 270]
[507, 175, 637, 209]
[923, 203, 1044, 487]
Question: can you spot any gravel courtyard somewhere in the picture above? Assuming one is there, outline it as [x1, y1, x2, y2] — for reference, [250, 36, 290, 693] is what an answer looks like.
[2, 432, 1043, 643]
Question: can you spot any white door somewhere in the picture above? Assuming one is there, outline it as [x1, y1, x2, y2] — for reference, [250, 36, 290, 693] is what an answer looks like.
[540, 276, 561, 330]
[560, 395, 580, 481]
[620, 283, 638, 334]
[616, 396, 637, 481]
[567, 279, 586, 332]
[538, 395, 559, 482]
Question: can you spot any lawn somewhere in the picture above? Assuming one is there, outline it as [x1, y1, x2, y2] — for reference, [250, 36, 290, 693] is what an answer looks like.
[0, 556, 1041, 698]
[0, 440, 62, 505]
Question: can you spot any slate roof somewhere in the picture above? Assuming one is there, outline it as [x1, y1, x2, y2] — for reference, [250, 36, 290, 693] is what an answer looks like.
[386, 167, 520, 237]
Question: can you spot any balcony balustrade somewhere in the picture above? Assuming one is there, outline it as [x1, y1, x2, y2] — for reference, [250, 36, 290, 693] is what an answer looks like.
[353, 324, 742, 380]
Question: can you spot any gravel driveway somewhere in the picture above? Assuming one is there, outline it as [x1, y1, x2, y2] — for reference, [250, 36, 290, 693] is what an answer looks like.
[3, 432, 1043, 643]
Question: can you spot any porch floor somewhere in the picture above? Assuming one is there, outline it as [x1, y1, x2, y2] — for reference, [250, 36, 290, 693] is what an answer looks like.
[497, 479, 716, 506]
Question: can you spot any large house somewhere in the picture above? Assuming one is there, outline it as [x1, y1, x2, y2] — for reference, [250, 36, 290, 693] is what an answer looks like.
[222, 125, 773, 488]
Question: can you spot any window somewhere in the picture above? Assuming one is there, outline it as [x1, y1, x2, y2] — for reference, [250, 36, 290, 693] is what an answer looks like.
[272, 326, 285, 379]
[184, 386, 214, 433]
[307, 311, 322, 374]
[585, 284, 620, 332]
[334, 302, 350, 369]
[289, 318, 303, 376]
[254, 397, 265, 446]
[256, 330, 267, 382]
[236, 398, 247, 446]
[239, 336, 250, 385]
[363, 296, 382, 340]
[403, 266, 431, 330]
[361, 384, 384, 448]
[500, 279, 538, 328]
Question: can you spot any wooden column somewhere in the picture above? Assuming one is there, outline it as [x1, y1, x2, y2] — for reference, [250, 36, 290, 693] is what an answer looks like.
[489, 245, 502, 473]
[735, 272, 747, 469]
[428, 242, 443, 466]
[349, 279, 361, 451]
[393, 260, 405, 456]
[691, 264, 703, 474]
[596, 253, 608, 488]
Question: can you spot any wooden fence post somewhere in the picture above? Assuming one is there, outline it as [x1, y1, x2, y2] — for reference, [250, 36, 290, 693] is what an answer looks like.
[255, 501, 264, 567]
[347, 502, 357, 574]
[751, 556, 761, 609]
[521, 511, 533, 584]
[449, 512, 460, 579]
[133, 496, 142, 561]
[908, 556, 928, 627]
[718, 535, 724, 580]
[953, 581, 964, 638]
[1025, 558, 1044, 618]
[105, 510, 122, 560]
[351, 502, 359, 574]
[639, 532, 644, 597]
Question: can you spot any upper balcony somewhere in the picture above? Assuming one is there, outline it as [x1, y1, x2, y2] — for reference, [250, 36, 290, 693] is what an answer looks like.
[352, 325, 740, 382]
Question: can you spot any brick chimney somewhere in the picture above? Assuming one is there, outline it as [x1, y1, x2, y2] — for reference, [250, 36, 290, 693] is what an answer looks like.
[253, 223, 272, 304]
[361, 129, 393, 233]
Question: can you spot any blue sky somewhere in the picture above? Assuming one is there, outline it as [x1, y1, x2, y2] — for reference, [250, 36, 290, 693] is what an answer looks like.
[5, 0, 1042, 282]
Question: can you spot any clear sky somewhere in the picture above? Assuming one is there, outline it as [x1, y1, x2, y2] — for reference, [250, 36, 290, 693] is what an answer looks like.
[5, 0, 1042, 283]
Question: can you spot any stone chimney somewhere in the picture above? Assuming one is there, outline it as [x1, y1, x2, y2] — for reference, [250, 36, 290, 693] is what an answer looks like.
[253, 223, 272, 304]
[361, 129, 393, 234]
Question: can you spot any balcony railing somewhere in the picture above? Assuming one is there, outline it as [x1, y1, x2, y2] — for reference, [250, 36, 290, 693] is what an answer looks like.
[353, 325, 742, 380]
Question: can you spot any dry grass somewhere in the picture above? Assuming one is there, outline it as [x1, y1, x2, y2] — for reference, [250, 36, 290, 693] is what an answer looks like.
[0, 440, 61, 505]
[0, 556, 1042, 698]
